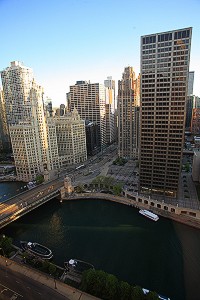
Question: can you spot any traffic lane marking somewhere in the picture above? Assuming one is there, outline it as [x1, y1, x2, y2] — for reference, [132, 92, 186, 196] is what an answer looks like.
[0, 283, 23, 297]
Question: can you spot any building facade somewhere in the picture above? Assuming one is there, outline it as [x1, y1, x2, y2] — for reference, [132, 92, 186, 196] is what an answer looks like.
[0, 89, 11, 152]
[1, 61, 34, 125]
[118, 67, 139, 159]
[139, 28, 192, 197]
[1, 61, 60, 181]
[8, 80, 59, 182]
[68, 81, 106, 150]
[48, 108, 87, 168]
[185, 95, 196, 130]
[85, 120, 101, 156]
[188, 71, 194, 95]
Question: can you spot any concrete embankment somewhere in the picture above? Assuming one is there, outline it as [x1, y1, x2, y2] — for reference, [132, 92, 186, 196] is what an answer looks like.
[62, 193, 200, 229]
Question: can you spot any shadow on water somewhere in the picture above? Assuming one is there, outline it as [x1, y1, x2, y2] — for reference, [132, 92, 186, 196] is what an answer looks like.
[2, 197, 189, 300]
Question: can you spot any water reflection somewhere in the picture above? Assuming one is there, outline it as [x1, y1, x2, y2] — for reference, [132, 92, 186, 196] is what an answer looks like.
[3, 199, 186, 300]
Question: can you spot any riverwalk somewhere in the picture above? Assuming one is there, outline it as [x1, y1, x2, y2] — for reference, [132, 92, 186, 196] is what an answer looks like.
[0, 255, 100, 300]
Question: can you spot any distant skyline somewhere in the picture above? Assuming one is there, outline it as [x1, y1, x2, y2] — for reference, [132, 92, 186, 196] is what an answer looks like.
[0, 0, 200, 106]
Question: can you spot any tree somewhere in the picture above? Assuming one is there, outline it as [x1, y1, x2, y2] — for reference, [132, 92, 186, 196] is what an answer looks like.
[35, 174, 44, 184]
[0, 235, 13, 257]
[81, 269, 97, 294]
[76, 184, 85, 193]
[104, 274, 118, 300]
[113, 183, 123, 196]
[131, 285, 145, 300]
[185, 162, 190, 172]
[92, 176, 114, 186]
[119, 281, 131, 300]
[49, 263, 57, 275]
[146, 291, 159, 300]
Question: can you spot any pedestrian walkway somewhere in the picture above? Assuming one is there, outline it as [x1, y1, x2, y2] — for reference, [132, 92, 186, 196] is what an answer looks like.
[0, 256, 100, 300]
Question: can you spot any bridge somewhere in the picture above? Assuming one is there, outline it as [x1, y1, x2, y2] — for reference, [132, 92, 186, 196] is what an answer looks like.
[0, 179, 63, 229]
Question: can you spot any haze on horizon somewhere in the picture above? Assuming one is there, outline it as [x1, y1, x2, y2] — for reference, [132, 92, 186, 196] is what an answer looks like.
[0, 0, 200, 106]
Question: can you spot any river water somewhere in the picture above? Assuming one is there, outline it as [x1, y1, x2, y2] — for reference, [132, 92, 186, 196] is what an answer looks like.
[1, 182, 200, 300]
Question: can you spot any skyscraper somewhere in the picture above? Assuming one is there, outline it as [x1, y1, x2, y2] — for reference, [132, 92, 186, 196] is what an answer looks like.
[104, 76, 115, 144]
[118, 67, 139, 159]
[140, 27, 192, 197]
[0, 89, 11, 152]
[188, 71, 194, 95]
[68, 81, 106, 150]
[1, 61, 34, 125]
[1, 62, 59, 181]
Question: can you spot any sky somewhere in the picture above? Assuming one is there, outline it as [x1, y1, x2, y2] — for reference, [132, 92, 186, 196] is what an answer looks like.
[0, 0, 200, 107]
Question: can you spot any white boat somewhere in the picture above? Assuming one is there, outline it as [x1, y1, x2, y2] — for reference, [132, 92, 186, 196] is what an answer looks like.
[20, 241, 53, 259]
[139, 209, 159, 221]
[64, 259, 94, 274]
[142, 288, 170, 300]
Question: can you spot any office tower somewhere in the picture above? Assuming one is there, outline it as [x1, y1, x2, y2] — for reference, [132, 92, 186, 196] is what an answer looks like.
[60, 104, 65, 116]
[185, 95, 196, 130]
[47, 108, 87, 168]
[140, 27, 192, 197]
[104, 76, 115, 144]
[44, 98, 53, 117]
[1, 61, 34, 125]
[68, 81, 106, 150]
[85, 120, 101, 156]
[188, 71, 194, 95]
[0, 89, 11, 152]
[1, 61, 59, 181]
[118, 67, 139, 159]
[9, 80, 59, 182]
[191, 108, 200, 135]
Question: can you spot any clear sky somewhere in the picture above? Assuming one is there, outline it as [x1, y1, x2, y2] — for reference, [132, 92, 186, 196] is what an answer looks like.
[0, 0, 200, 106]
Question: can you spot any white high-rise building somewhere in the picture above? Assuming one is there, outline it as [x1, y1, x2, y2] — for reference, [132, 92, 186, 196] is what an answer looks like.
[1, 62, 59, 181]
[47, 108, 87, 168]
[104, 76, 115, 144]
[1, 61, 34, 125]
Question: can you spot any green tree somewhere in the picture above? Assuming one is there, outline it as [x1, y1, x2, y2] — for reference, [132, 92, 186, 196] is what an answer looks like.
[119, 281, 131, 300]
[93, 270, 107, 298]
[185, 162, 190, 172]
[0, 235, 13, 257]
[76, 184, 85, 193]
[104, 274, 118, 300]
[131, 285, 145, 300]
[35, 174, 44, 184]
[146, 291, 159, 300]
[113, 183, 123, 196]
[81, 269, 97, 294]
[92, 176, 114, 186]
[49, 263, 57, 275]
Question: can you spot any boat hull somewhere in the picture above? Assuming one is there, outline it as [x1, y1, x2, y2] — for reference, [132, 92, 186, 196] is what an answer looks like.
[139, 209, 159, 221]
[20, 241, 53, 260]
[64, 259, 94, 274]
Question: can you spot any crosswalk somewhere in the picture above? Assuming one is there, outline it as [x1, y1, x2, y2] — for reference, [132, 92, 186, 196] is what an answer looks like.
[0, 283, 23, 299]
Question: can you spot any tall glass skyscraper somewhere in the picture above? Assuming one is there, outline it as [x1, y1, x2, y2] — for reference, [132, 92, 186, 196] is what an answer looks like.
[139, 27, 192, 197]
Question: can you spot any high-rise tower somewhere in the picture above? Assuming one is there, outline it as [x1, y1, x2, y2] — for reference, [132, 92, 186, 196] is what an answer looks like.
[1, 62, 59, 181]
[118, 67, 139, 159]
[1, 61, 34, 125]
[68, 81, 106, 150]
[139, 28, 192, 197]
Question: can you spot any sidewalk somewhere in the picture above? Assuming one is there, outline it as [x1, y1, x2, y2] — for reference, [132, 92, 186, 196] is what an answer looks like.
[0, 256, 100, 300]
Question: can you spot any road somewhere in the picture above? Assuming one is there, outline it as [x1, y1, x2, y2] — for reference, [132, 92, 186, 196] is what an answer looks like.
[0, 145, 117, 225]
[0, 264, 69, 300]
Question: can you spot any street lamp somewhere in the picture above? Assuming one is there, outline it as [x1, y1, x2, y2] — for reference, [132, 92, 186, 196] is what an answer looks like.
[54, 277, 57, 289]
